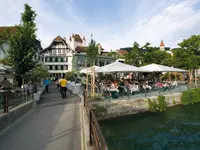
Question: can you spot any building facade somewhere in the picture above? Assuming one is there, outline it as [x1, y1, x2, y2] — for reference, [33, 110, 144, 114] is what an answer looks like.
[40, 34, 116, 77]
[0, 26, 42, 61]
[39, 36, 74, 77]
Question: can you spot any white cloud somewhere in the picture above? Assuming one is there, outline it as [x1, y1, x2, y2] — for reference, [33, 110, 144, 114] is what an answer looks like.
[0, 0, 200, 50]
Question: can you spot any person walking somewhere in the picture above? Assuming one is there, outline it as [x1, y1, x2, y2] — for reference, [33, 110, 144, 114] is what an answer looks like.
[43, 78, 50, 93]
[59, 76, 67, 99]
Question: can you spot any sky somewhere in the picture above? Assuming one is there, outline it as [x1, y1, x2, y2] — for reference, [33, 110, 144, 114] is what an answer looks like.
[0, 0, 200, 51]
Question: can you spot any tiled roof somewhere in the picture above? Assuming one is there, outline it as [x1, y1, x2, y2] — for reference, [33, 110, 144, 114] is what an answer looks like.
[54, 36, 63, 41]
[75, 46, 87, 52]
[160, 40, 165, 47]
[117, 50, 128, 55]
[72, 34, 83, 43]
[0, 26, 17, 34]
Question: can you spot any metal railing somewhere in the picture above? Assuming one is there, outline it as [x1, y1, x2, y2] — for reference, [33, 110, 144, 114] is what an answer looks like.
[83, 89, 108, 150]
[0, 89, 34, 113]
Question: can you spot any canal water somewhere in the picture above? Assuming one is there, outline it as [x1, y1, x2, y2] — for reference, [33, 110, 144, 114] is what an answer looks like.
[99, 104, 200, 150]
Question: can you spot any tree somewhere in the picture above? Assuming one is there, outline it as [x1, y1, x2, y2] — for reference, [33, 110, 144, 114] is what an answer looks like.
[26, 65, 50, 83]
[6, 3, 38, 86]
[86, 39, 98, 66]
[172, 35, 200, 82]
[125, 42, 144, 66]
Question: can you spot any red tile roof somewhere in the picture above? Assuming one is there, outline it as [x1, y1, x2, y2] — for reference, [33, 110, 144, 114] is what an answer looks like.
[75, 46, 87, 52]
[117, 50, 128, 55]
[72, 34, 83, 43]
[54, 36, 63, 41]
[0, 26, 17, 34]
[160, 40, 165, 47]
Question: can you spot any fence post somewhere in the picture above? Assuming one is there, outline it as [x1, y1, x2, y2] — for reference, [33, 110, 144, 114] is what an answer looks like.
[3, 93, 8, 113]
[145, 88, 147, 98]
[89, 109, 93, 146]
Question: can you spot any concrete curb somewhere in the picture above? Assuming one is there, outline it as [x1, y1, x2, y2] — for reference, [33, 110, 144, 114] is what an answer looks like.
[78, 93, 92, 150]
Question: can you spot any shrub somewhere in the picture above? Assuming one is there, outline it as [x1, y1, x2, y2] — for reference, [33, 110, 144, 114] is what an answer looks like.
[148, 96, 167, 112]
[148, 98, 157, 112]
[181, 88, 200, 105]
[157, 96, 167, 112]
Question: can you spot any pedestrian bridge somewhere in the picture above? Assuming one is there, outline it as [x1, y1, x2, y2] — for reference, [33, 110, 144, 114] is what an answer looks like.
[0, 85, 81, 150]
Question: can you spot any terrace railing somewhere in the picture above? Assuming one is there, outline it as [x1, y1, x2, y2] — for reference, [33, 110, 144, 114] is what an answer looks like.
[83, 89, 108, 150]
[0, 89, 34, 113]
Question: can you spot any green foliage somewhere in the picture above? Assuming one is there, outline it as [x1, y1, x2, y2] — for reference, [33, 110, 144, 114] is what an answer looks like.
[5, 4, 38, 86]
[147, 98, 157, 112]
[125, 42, 173, 67]
[181, 88, 200, 105]
[65, 71, 76, 80]
[148, 96, 167, 112]
[93, 104, 108, 116]
[26, 65, 50, 82]
[0, 58, 12, 66]
[157, 96, 167, 112]
[86, 39, 98, 66]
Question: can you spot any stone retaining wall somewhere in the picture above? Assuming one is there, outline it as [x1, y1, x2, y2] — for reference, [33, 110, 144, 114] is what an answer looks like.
[92, 93, 182, 121]
[0, 100, 36, 132]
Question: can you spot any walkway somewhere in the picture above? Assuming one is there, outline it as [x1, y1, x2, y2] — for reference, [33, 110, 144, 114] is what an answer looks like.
[0, 85, 81, 150]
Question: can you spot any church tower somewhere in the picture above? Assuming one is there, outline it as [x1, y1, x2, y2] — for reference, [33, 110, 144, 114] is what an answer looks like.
[160, 40, 165, 51]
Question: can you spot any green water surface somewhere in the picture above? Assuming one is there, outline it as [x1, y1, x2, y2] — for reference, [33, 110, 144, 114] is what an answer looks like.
[99, 104, 200, 150]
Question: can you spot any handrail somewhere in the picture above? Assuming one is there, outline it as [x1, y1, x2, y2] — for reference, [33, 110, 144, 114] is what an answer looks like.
[83, 89, 108, 150]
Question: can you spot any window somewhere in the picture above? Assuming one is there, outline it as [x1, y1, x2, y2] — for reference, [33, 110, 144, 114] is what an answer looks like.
[66, 65, 68, 70]
[58, 49, 61, 54]
[55, 57, 58, 62]
[55, 65, 58, 70]
[62, 49, 66, 53]
[53, 49, 57, 54]
[65, 57, 68, 62]
[45, 57, 49, 62]
[49, 65, 52, 70]
[61, 65, 64, 70]
[49, 57, 52, 62]
[60, 57, 64, 62]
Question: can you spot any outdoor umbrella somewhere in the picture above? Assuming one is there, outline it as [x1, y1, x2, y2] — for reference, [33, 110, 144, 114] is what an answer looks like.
[96, 62, 144, 73]
[80, 66, 100, 74]
[139, 63, 187, 72]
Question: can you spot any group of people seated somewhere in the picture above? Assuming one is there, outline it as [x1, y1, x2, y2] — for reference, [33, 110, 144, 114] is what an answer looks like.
[94, 78, 179, 98]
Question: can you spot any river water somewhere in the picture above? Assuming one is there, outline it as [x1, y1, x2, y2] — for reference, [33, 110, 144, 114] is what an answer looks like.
[99, 104, 200, 150]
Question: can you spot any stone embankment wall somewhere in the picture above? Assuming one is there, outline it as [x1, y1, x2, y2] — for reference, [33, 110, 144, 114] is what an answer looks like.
[92, 93, 182, 121]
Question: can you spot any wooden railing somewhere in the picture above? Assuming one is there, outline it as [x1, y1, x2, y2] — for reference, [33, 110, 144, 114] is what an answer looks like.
[83, 90, 108, 150]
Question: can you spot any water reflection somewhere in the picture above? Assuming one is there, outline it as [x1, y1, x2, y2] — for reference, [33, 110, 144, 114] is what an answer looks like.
[99, 104, 200, 150]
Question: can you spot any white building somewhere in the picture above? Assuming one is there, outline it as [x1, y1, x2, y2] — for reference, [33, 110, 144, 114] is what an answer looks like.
[39, 35, 75, 77]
